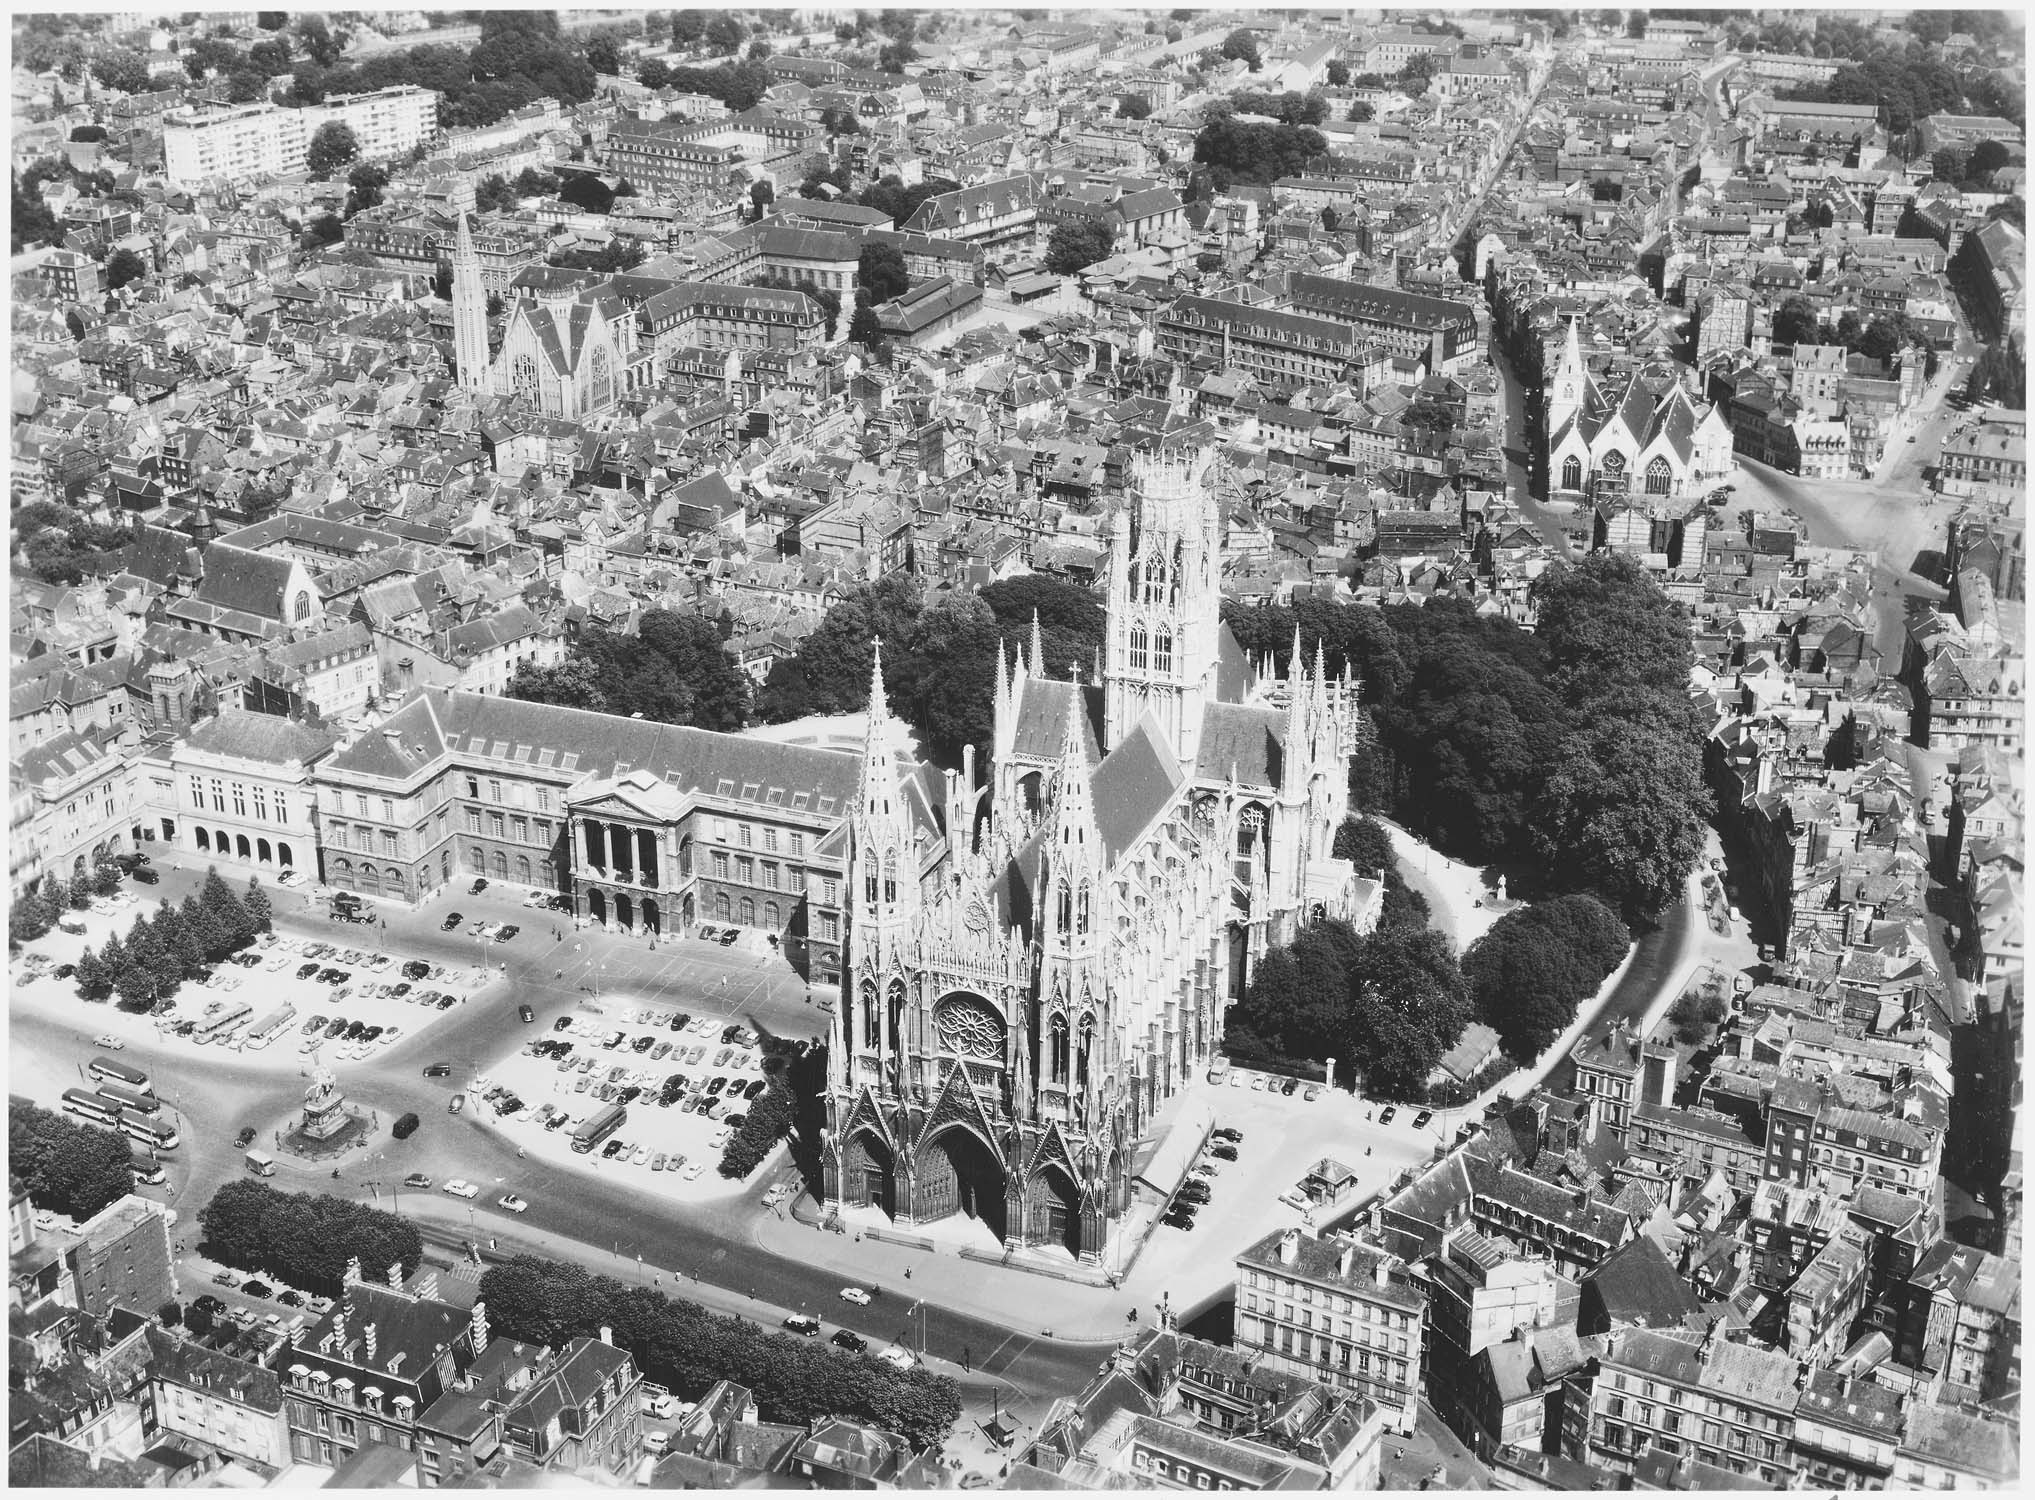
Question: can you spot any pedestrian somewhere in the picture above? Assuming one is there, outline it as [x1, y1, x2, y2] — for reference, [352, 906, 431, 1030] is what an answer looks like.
[904, 1266, 912, 1280]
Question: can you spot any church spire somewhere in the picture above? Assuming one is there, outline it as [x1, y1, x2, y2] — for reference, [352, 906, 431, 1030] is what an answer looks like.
[451, 210, 489, 393]
[1029, 609, 1044, 679]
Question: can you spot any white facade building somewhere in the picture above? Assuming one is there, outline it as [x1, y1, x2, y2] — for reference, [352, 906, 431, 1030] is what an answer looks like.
[164, 87, 439, 186]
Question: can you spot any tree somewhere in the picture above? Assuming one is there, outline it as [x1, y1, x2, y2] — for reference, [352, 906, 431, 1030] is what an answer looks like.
[1347, 100, 1375, 123]
[1532, 552, 1695, 705]
[10, 1100, 134, 1221]
[243, 877, 273, 932]
[858, 241, 910, 305]
[297, 16, 343, 68]
[848, 299, 884, 346]
[1968, 137, 2012, 181]
[878, 38, 918, 73]
[74, 946, 112, 1001]
[201, 868, 255, 951]
[514, 166, 561, 198]
[1326, 59, 1350, 87]
[718, 1079, 794, 1176]
[584, 31, 622, 76]
[509, 612, 750, 731]
[302, 211, 344, 250]
[1044, 215, 1116, 275]
[1463, 895, 1628, 1060]
[91, 51, 155, 95]
[305, 121, 359, 178]
[1118, 94, 1152, 121]
[1220, 29, 1262, 71]
[1627, 11, 1650, 38]
[104, 246, 148, 291]
[638, 56, 672, 90]
[199, 1182, 423, 1295]
[343, 162, 388, 218]
[477, 1255, 963, 1448]
[1193, 115, 1328, 185]
[671, 11, 708, 48]
[705, 14, 746, 53]
[257, 11, 287, 28]
[1772, 295, 1819, 347]
[749, 179, 775, 221]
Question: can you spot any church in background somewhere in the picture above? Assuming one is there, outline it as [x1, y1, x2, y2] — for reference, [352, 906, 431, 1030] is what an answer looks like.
[823, 451, 1374, 1266]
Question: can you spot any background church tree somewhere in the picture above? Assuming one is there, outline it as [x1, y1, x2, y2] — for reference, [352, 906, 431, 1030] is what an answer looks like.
[305, 120, 358, 178]
[104, 248, 149, 291]
[343, 163, 388, 218]
[1463, 893, 1629, 1060]
[508, 610, 751, 732]
[1045, 216, 1117, 276]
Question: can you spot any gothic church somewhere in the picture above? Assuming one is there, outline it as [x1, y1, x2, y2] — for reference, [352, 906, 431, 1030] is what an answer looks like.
[451, 212, 647, 421]
[823, 453, 1370, 1264]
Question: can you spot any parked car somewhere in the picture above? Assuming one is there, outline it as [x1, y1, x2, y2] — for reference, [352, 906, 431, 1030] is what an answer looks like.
[470, 878, 489, 894]
[831, 1329, 868, 1353]
[403, 960, 432, 980]
[403, 1173, 432, 1190]
[423, 1063, 452, 1078]
[1209, 1143, 1238, 1162]
[1412, 1110, 1434, 1130]
[718, 930, 738, 945]
[839, 1286, 873, 1306]
[1377, 1106, 1397, 1125]
[498, 1194, 529, 1214]
[782, 1314, 821, 1336]
[234, 1126, 258, 1149]
[441, 912, 464, 931]
[518, 1004, 535, 1024]
[297, 962, 321, 979]
[496, 925, 520, 942]
[441, 1180, 479, 1199]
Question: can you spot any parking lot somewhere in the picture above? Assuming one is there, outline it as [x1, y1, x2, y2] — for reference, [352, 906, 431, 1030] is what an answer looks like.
[461, 996, 787, 1206]
[13, 905, 497, 1079]
[1122, 1066, 1451, 1323]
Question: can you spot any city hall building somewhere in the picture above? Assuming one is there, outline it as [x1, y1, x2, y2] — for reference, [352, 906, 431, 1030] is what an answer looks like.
[310, 689, 862, 985]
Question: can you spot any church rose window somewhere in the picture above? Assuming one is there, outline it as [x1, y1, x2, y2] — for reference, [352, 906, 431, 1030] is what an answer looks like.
[935, 995, 1003, 1058]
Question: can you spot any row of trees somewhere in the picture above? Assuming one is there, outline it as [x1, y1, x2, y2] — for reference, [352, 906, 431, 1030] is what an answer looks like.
[10, 865, 119, 947]
[1224, 816, 1472, 1101]
[1461, 894, 1630, 1062]
[70, 871, 273, 1013]
[199, 1181, 423, 1296]
[1779, 47, 1984, 136]
[1223, 554, 1709, 919]
[478, 1255, 961, 1449]
[11, 1099, 136, 1221]
[753, 574, 1106, 765]
[717, 1077, 794, 1178]
[507, 609, 751, 731]
[280, 12, 598, 130]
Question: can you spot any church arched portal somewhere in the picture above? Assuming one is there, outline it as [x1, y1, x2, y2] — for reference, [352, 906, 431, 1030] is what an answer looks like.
[842, 1131, 897, 1218]
[1026, 1163, 1083, 1257]
[587, 887, 608, 926]
[916, 1127, 1006, 1241]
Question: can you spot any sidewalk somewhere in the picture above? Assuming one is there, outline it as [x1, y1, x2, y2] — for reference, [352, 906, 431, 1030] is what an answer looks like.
[754, 1198, 1134, 1344]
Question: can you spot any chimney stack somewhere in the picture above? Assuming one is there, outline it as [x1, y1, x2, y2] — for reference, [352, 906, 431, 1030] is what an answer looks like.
[345, 1257, 363, 1286]
[599, 1325, 613, 1345]
[1278, 1228, 1300, 1266]
[1374, 1252, 1392, 1289]
[365, 1323, 378, 1363]
[470, 1299, 490, 1356]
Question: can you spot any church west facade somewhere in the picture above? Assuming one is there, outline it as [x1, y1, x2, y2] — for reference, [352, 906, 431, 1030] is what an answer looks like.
[1543, 319, 1734, 565]
[822, 453, 1371, 1265]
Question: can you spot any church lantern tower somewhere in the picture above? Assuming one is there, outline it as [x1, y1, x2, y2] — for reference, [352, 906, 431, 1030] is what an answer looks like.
[845, 643, 921, 1084]
[1103, 451, 1224, 773]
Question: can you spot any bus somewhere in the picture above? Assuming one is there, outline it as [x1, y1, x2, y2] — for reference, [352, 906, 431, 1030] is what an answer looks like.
[89, 1056, 152, 1094]
[194, 1002, 252, 1040]
[130, 1151, 168, 1187]
[243, 1004, 296, 1049]
[121, 1110, 179, 1152]
[61, 1088, 121, 1128]
[571, 1102, 627, 1155]
[95, 1083, 158, 1116]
